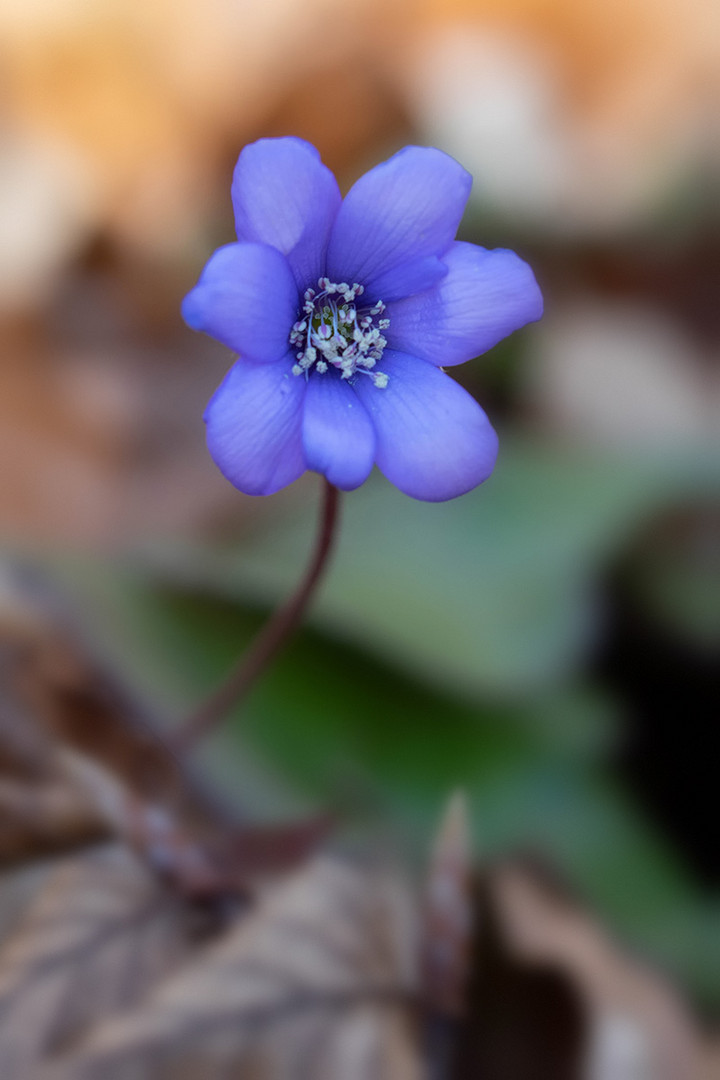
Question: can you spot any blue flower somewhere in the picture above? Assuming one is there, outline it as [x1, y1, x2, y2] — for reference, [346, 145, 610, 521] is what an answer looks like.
[182, 138, 542, 501]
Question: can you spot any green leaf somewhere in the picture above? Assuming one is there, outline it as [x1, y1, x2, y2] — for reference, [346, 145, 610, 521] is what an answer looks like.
[133, 435, 719, 698]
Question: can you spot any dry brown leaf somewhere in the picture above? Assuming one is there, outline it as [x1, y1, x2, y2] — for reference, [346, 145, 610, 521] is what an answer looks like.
[1, 572, 227, 875]
[0, 843, 198, 1079]
[698, 1038, 720, 1080]
[1, 659, 111, 864]
[0, 569, 331, 897]
[0, 761, 109, 863]
[0, 861, 56, 948]
[0, 567, 233, 833]
[221, 817, 334, 881]
[0, 690, 55, 779]
[38, 856, 421, 1080]
[490, 862, 708, 1080]
[0, 573, 410, 1077]
[452, 867, 586, 1080]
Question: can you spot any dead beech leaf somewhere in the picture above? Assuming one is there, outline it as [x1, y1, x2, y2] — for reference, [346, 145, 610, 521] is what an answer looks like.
[40, 857, 421, 1080]
[453, 867, 587, 1080]
[0, 566, 234, 834]
[0, 843, 197, 1079]
[0, 763, 109, 863]
[0, 689, 55, 779]
[1, 666, 111, 863]
[0, 861, 56, 949]
[698, 1039, 720, 1080]
[0, 571, 330, 893]
[491, 862, 707, 1080]
[222, 816, 334, 881]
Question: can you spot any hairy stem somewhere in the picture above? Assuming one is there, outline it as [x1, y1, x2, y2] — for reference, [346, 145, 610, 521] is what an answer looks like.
[174, 479, 341, 751]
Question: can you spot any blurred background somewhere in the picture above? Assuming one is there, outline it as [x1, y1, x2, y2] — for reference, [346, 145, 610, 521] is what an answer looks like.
[0, 0, 717, 1046]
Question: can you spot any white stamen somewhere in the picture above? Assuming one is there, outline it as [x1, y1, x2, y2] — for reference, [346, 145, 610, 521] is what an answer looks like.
[289, 277, 389, 388]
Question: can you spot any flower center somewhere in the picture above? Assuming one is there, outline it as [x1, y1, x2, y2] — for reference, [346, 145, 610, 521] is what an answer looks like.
[289, 278, 389, 388]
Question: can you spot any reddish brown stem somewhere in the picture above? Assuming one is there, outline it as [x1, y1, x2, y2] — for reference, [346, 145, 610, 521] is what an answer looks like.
[174, 479, 340, 752]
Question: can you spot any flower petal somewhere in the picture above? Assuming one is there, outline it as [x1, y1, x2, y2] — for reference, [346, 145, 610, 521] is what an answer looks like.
[301, 375, 375, 491]
[353, 350, 498, 501]
[365, 256, 448, 304]
[232, 137, 341, 290]
[326, 146, 471, 287]
[386, 241, 543, 366]
[182, 243, 299, 363]
[205, 356, 306, 496]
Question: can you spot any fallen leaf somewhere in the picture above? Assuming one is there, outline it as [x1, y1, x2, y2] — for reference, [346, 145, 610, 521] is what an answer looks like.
[0, 843, 199, 1079]
[0, 756, 109, 864]
[38, 856, 421, 1080]
[222, 816, 335, 881]
[1, 657, 112, 865]
[479, 860, 708, 1080]
[1, 565, 335, 913]
[452, 865, 587, 1080]
[0, 565, 233, 833]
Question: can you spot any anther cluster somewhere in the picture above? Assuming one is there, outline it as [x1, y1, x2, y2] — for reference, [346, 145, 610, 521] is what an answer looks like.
[289, 278, 389, 388]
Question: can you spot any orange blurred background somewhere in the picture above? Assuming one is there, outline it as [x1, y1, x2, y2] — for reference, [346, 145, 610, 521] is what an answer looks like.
[0, 0, 716, 541]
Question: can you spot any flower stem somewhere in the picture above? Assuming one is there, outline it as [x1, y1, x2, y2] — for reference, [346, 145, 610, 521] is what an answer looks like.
[174, 478, 341, 752]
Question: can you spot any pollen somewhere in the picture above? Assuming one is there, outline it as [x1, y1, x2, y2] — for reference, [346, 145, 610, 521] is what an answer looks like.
[289, 279, 389, 388]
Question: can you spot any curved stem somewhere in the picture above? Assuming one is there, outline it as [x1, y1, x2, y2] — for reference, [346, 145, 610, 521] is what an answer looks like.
[174, 479, 341, 752]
